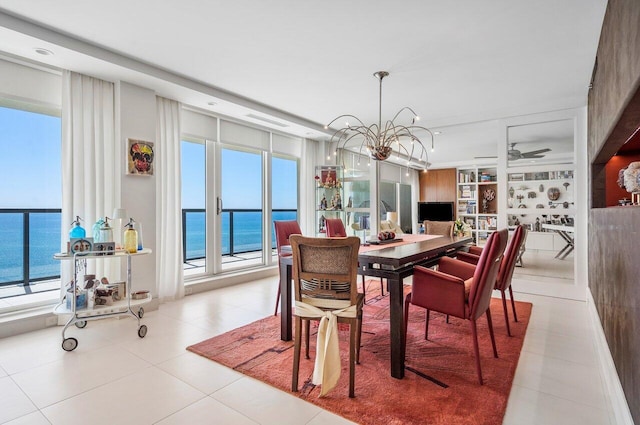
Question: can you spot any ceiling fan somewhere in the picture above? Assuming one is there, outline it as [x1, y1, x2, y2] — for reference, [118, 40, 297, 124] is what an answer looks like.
[508, 143, 551, 160]
[474, 143, 551, 160]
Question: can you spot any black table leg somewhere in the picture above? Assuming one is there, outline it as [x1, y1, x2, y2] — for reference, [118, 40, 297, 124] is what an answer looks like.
[280, 260, 292, 341]
[388, 276, 405, 379]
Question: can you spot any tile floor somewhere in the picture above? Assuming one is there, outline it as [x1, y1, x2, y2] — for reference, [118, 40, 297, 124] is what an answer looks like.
[0, 276, 614, 425]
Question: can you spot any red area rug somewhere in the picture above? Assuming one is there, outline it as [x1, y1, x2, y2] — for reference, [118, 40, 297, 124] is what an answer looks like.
[187, 283, 532, 425]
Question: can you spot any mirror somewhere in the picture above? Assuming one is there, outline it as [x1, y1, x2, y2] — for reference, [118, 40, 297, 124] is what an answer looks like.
[507, 119, 575, 284]
[507, 120, 574, 167]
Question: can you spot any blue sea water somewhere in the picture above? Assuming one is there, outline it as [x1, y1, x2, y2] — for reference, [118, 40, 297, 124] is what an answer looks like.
[0, 210, 296, 284]
[183, 210, 297, 260]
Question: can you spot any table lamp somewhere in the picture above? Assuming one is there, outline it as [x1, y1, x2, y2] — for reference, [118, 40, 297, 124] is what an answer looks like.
[112, 208, 128, 248]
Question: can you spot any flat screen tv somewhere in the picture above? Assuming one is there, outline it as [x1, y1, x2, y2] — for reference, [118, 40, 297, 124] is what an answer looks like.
[418, 202, 454, 222]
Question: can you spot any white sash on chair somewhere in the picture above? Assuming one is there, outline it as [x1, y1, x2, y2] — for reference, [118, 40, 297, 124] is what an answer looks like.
[294, 300, 358, 397]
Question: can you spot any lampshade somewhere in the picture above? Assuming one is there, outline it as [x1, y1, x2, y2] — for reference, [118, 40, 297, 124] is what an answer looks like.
[112, 208, 128, 220]
[386, 212, 398, 223]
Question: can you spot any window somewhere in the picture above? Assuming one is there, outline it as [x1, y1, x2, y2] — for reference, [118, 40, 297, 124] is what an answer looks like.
[271, 155, 298, 253]
[181, 139, 206, 275]
[180, 112, 301, 278]
[0, 105, 61, 295]
[221, 147, 263, 270]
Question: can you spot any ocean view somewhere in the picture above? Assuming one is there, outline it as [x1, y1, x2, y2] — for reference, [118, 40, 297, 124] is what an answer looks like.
[0, 210, 296, 285]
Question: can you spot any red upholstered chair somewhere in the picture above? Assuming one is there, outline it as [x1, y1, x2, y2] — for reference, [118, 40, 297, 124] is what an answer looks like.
[325, 218, 384, 301]
[274, 220, 302, 316]
[404, 229, 508, 384]
[325, 218, 347, 237]
[457, 225, 527, 336]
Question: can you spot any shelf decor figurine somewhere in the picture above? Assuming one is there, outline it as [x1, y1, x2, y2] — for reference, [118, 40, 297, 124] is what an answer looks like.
[482, 188, 496, 213]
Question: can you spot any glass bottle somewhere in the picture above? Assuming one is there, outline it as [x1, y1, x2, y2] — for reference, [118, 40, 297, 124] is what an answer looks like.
[92, 217, 105, 242]
[133, 221, 143, 250]
[99, 217, 114, 243]
[69, 216, 86, 239]
[123, 218, 138, 253]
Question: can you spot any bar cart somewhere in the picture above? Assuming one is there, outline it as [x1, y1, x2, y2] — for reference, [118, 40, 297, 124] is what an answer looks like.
[53, 248, 152, 351]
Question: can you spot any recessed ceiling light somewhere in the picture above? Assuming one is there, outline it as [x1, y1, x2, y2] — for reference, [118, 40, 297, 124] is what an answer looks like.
[34, 48, 54, 56]
[434, 131, 442, 135]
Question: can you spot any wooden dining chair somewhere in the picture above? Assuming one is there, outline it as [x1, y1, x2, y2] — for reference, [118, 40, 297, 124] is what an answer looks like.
[290, 234, 363, 398]
[273, 220, 302, 316]
[423, 220, 454, 237]
[404, 229, 507, 384]
[457, 225, 527, 336]
[325, 217, 385, 301]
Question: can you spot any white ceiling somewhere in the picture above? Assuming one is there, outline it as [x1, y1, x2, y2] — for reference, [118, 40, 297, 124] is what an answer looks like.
[0, 0, 607, 166]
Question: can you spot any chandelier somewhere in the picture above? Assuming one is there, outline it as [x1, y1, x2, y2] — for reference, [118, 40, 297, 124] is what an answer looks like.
[325, 71, 434, 168]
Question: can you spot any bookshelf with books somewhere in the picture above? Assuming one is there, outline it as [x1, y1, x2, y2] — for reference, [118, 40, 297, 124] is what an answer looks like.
[457, 166, 498, 246]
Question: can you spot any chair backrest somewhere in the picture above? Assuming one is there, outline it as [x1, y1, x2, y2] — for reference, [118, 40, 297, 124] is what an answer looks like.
[496, 225, 526, 291]
[325, 218, 347, 237]
[289, 235, 360, 308]
[423, 220, 454, 237]
[274, 220, 302, 256]
[380, 220, 403, 235]
[468, 229, 508, 320]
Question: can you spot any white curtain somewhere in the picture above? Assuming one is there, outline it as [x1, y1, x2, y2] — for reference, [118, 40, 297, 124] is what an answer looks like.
[155, 97, 184, 301]
[61, 71, 117, 289]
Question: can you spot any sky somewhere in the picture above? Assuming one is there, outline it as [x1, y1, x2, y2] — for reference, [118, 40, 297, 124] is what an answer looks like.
[0, 106, 61, 208]
[0, 106, 297, 211]
[181, 141, 297, 210]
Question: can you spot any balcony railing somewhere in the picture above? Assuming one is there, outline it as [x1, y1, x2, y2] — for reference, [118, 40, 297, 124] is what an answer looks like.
[0, 209, 61, 288]
[0, 208, 298, 289]
[182, 208, 297, 262]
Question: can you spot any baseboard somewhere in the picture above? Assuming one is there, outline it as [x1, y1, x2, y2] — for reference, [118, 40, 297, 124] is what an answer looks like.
[586, 289, 635, 425]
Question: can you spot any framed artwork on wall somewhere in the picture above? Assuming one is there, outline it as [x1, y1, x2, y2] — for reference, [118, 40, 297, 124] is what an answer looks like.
[127, 139, 154, 175]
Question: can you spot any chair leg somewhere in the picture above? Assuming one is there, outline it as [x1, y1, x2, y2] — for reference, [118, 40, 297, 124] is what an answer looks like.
[349, 320, 356, 398]
[361, 275, 367, 303]
[446, 315, 450, 324]
[292, 316, 302, 392]
[425, 309, 431, 340]
[356, 310, 362, 364]
[486, 309, 498, 358]
[509, 286, 518, 322]
[304, 319, 311, 359]
[470, 319, 483, 385]
[274, 282, 281, 316]
[501, 290, 512, 337]
[403, 293, 411, 358]
[379, 278, 384, 296]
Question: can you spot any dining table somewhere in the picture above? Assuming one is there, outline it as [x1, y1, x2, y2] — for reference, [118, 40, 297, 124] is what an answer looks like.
[279, 233, 473, 379]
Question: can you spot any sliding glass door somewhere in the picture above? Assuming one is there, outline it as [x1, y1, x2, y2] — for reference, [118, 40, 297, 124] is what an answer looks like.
[220, 147, 264, 271]
[181, 139, 207, 276]
[271, 155, 298, 255]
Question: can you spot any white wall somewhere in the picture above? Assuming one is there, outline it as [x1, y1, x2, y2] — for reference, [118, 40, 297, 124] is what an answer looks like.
[115, 81, 157, 296]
